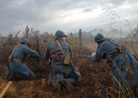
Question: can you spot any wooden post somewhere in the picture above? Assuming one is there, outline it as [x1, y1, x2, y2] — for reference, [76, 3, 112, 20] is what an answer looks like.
[25, 25, 29, 38]
[0, 81, 12, 98]
[79, 29, 82, 53]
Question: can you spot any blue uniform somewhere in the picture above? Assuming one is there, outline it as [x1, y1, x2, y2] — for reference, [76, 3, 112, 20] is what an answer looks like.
[44, 39, 81, 86]
[92, 38, 137, 91]
[6, 44, 39, 79]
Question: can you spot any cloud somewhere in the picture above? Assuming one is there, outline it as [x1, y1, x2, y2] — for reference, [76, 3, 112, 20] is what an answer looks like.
[0, 0, 138, 36]
[83, 8, 92, 12]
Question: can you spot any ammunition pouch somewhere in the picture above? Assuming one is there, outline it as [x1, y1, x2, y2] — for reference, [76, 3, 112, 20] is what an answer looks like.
[50, 53, 65, 62]
[50, 53, 71, 64]
[51, 40, 71, 64]
[51, 53, 60, 62]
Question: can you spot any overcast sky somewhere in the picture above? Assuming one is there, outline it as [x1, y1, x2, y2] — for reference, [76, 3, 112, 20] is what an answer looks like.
[0, 0, 138, 37]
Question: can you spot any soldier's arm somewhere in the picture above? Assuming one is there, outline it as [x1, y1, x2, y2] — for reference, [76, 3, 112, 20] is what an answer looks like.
[92, 45, 103, 62]
[22, 46, 39, 58]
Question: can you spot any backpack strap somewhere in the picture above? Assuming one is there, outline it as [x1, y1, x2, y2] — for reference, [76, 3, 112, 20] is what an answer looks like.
[56, 40, 65, 55]
[15, 44, 22, 51]
[9, 44, 22, 62]
[11, 44, 22, 56]
[54, 42, 58, 53]
[106, 38, 127, 54]
[106, 38, 120, 47]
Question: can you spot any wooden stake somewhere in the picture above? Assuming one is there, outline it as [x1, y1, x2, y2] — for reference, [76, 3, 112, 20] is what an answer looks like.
[0, 81, 12, 98]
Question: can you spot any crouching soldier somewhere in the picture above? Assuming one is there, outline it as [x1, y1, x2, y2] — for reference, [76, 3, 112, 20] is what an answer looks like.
[92, 33, 137, 96]
[44, 30, 81, 92]
[6, 38, 40, 80]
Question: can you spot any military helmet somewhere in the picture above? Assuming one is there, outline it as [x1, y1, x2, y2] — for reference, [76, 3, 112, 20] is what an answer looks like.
[95, 33, 106, 43]
[20, 38, 31, 46]
[55, 30, 67, 39]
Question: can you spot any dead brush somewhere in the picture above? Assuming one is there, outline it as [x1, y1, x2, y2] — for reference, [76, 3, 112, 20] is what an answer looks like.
[0, 25, 137, 98]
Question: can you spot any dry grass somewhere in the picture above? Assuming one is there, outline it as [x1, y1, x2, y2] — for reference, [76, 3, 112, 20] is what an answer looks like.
[0, 34, 137, 98]
[0, 51, 118, 98]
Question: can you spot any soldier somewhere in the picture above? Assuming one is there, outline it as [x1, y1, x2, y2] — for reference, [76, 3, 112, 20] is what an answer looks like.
[44, 30, 81, 91]
[92, 33, 137, 95]
[6, 38, 40, 80]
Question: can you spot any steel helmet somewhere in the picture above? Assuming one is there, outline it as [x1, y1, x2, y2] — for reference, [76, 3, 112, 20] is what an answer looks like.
[55, 30, 67, 39]
[20, 38, 31, 46]
[95, 33, 106, 43]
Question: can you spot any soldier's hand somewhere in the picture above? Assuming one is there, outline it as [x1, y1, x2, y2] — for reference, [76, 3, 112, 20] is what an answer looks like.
[91, 52, 96, 57]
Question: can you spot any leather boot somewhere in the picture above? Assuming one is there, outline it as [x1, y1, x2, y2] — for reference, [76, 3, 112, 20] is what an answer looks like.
[61, 79, 74, 92]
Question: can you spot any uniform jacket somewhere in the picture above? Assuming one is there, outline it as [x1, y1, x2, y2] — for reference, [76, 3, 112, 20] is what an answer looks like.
[44, 39, 81, 85]
[6, 44, 39, 79]
[92, 38, 137, 90]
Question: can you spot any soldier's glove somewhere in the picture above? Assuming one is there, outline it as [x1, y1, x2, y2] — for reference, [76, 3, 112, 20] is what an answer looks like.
[91, 52, 96, 57]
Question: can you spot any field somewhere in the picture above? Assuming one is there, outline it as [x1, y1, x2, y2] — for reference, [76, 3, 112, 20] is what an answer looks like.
[0, 33, 137, 98]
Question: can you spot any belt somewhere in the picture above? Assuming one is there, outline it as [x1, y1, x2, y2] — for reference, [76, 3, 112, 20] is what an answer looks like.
[50, 54, 65, 62]
[13, 58, 24, 63]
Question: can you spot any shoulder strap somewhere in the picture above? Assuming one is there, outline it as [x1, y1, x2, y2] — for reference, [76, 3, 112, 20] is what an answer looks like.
[15, 44, 22, 50]
[54, 43, 58, 53]
[107, 38, 127, 54]
[11, 44, 22, 56]
[56, 40, 65, 55]
[107, 38, 120, 47]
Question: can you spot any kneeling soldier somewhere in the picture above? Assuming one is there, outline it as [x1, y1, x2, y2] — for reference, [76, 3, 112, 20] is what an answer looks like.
[44, 30, 81, 91]
[6, 38, 40, 80]
[92, 33, 137, 96]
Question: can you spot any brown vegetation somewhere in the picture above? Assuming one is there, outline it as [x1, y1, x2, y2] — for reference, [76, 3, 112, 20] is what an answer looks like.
[0, 32, 137, 98]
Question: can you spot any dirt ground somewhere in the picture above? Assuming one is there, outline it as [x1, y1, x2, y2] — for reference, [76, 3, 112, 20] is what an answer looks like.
[0, 39, 137, 98]
[0, 54, 117, 98]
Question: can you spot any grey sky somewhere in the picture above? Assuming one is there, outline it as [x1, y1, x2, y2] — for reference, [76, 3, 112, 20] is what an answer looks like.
[0, 0, 138, 36]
